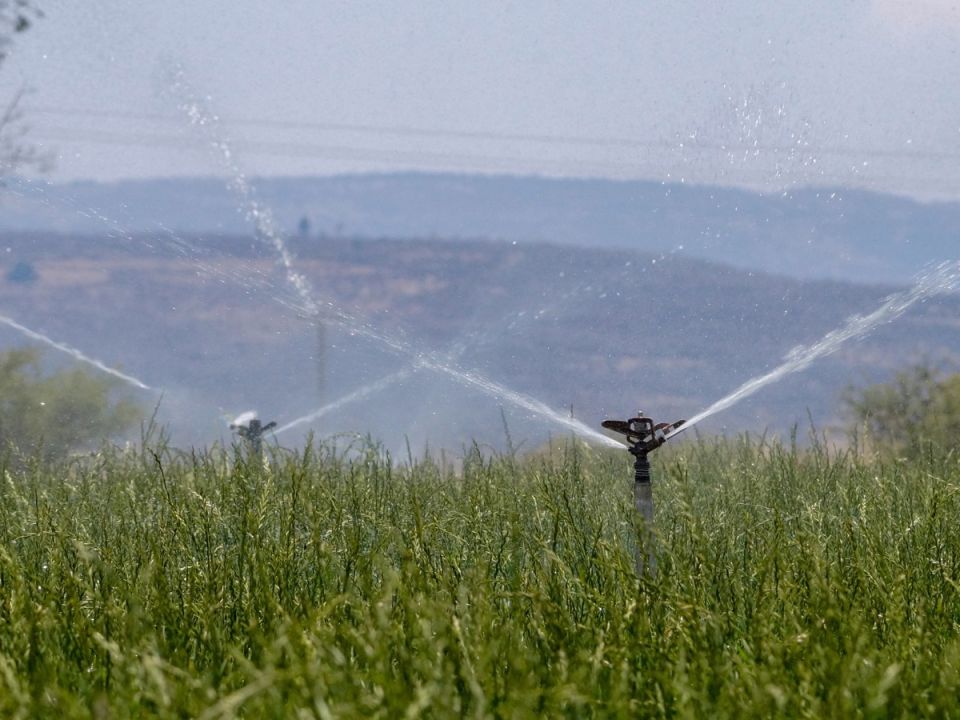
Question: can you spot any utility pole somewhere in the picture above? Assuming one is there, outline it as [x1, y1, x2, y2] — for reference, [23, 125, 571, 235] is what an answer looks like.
[316, 320, 326, 408]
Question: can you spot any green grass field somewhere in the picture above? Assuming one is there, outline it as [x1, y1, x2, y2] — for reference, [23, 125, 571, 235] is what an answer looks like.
[1, 434, 959, 718]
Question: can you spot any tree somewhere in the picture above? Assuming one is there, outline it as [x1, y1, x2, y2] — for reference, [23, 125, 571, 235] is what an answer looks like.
[919, 373, 960, 451]
[0, 347, 143, 462]
[298, 215, 311, 238]
[6, 259, 37, 283]
[0, 1, 41, 62]
[0, 1, 47, 176]
[844, 363, 960, 457]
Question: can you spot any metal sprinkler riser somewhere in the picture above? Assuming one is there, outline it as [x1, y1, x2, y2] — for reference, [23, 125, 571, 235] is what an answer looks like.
[601, 412, 684, 576]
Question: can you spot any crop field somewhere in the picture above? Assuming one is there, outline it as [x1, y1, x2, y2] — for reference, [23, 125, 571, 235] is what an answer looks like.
[1, 435, 959, 718]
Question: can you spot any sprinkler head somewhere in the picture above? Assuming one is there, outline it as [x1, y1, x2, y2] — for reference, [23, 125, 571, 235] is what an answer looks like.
[602, 413, 685, 456]
[229, 412, 277, 455]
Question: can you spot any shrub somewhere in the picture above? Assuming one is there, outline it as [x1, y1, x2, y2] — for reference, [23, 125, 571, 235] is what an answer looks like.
[844, 363, 960, 456]
[0, 346, 142, 461]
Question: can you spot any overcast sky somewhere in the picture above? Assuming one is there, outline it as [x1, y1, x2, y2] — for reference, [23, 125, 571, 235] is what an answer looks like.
[2, 1, 959, 198]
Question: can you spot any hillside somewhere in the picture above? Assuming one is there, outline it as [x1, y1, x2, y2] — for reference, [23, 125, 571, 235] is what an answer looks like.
[1, 231, 958, 452]
[2, 173, 958, 285]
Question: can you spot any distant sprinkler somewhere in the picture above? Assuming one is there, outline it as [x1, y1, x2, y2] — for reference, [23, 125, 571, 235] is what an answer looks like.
[229, 411, 277, 455]
[602, 412, 685, 575]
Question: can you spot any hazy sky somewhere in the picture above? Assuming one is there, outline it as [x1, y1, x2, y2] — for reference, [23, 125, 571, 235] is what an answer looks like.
[2, 1, 959, 198]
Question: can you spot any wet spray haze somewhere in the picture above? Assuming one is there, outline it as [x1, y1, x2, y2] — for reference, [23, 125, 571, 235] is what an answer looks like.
[164, 65, 620, 448]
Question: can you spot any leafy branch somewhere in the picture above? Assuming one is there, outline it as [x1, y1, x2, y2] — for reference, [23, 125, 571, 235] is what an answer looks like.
[0, 1, 49, 177]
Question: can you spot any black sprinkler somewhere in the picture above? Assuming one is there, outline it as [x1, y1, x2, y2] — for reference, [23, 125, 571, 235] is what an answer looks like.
[602, 413, 685, 574]
[231, 417, 277, 455]
[601, 413, 685, 484]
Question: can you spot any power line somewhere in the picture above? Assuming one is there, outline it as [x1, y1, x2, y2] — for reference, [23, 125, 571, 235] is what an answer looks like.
[26, 125, 676, 175]
[24, 105, 666, 150]
[21, 104, 960, 165]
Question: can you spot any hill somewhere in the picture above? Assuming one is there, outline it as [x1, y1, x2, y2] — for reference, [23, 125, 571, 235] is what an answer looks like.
[2, 173, 958, 285]
[0, 231, 957, 452]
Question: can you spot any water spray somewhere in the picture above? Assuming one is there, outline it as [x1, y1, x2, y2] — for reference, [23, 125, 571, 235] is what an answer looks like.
[602, 412, 684, 574]
[166, 69, 618, 448]
[665, 260, 960, 439]
[0, 312, 153, 391]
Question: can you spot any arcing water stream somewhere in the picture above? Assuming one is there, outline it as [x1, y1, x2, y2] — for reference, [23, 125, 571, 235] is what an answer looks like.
[167, 68, 319, 316]
[273, 368, 413, 436]
[667, 260, 960, 439]
[0, 313, 152, 390]
[273, 288, 591, 438]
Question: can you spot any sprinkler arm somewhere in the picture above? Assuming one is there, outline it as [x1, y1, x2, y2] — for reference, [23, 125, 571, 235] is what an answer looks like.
[663, 420, 691, 442]
[231, 419, 277, 440]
